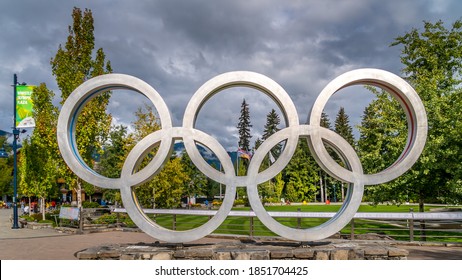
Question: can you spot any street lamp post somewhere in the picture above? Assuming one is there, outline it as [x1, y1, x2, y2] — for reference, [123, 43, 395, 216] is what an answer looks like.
[12, 74, 27, 229]
[12, 74, 19, 229]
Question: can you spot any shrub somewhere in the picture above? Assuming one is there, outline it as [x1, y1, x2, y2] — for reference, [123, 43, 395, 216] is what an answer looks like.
[21, 215, 35, 222]
[92, 213, 118, 224]
[212, 200, 222, 207]
[263, 197, 279, 204]
[233, 199, 246, 206]
[82, 201, 100, 208]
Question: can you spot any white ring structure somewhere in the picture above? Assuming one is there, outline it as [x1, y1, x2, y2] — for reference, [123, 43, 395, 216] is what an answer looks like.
[57, 69, 427, 242]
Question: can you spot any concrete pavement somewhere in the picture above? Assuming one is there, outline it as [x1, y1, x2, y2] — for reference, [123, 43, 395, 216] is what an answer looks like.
[1, 209, 461, 260]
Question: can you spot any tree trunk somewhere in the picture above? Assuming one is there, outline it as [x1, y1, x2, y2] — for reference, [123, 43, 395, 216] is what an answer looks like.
[28, 197, 31, 217]
[76, 180, 83, 233]
[341, 183, 345, 202]
[41, 197, 46, 220]
[76, 180, 82, 208]
[319, 171, 324, 203]
[419, 196, 426, 241]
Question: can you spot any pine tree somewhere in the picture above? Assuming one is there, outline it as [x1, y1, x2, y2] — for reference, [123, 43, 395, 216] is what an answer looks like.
[334, 107, 355, 147]
[283, 139, 319, 202]
[237, 99, 252, 151]
[320, 111, 332, 129]
[257, 109, 282, 200]
[262, 109, 282, 159]
[333, 107, 355, 202]
[317, 111, 332, 202]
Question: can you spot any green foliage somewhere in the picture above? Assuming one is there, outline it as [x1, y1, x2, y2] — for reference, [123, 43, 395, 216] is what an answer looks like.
[262, 109, 282, 158]
[283, 140, 319, 202]
[18, 83, 60, 219]
[99, 125, 128, 179]
[233, 199, 246, 206]
[320, 111, 332, 129]
[257, 109, 283, 199]
[358, 19, 462, 208]
[181, 151, 208, 199]
[334, 107, 355, 147]
[358, 89, 407, 174]
[51, 7, 112, 204]
[129, 104, 189, 209]
[237, 99, 252, 151]
[92, 213, 135, 227]
[262, 197, 280, 204]
[82, 201, 100, 208]
[0, 137, 13, 197]
[98, 125, 128, 203]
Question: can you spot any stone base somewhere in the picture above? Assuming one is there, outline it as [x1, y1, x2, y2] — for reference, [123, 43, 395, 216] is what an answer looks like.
[26, 222, 53, 230]
[75, 238, 408, 260]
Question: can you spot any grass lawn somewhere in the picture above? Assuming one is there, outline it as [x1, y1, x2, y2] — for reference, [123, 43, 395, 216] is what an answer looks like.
[145, 203, 461, 242]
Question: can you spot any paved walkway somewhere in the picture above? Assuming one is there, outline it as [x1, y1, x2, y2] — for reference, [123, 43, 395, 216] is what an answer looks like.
[1, 209, 461, 260]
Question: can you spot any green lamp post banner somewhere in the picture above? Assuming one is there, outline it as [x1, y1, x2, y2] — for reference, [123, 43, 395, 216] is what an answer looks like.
[16, 85, 36, 128]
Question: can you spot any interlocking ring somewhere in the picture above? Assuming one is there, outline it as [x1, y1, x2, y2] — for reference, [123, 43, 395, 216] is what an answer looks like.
[57, 69, 427, 242]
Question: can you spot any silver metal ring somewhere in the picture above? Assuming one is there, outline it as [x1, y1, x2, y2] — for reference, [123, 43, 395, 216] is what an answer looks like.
[57, 69, 427, 242]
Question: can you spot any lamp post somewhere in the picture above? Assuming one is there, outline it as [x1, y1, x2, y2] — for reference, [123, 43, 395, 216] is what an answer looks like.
[12, 74, 27, 229]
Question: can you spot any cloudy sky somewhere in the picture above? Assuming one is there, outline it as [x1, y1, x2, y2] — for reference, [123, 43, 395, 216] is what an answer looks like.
[0, 0, 461, 151]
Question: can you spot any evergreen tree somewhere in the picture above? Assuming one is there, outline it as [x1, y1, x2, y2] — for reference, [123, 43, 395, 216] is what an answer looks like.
[334, 107, 355, 147]
[320, 111, 332, 130]
[262, 109, 282, 159]
[237, 99, 252, 151]
[318, 111, 332, 202]
[255, 109, 283, 200]
[333, 107, 356, 202]
[283, 139, 319, 202]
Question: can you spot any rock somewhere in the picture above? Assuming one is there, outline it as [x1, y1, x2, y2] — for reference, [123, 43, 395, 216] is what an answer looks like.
[271, 250, 293, 259]
[388, 248, 409, 257]
[330, 249, 349, 260]
[314, 251, 329, 260]
[151, 252, 172, 260]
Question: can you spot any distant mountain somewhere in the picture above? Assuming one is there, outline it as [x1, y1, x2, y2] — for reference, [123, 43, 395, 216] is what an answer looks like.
[173, 142, 239, 169]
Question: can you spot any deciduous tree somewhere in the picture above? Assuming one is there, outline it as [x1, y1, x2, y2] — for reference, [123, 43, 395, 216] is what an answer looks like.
[51, 7, 112, 208]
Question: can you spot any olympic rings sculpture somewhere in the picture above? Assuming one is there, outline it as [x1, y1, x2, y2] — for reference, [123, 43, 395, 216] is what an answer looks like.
[57, 69, 427, 242]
